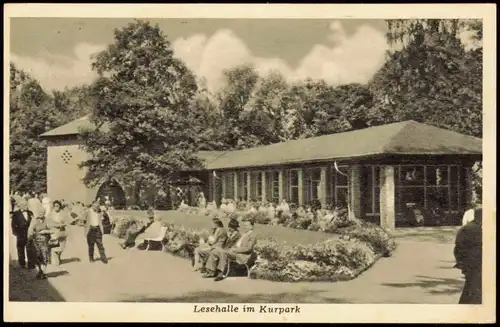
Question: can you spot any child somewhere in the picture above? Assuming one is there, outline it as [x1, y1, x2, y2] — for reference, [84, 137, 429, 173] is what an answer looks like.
[120, 221, 140, 249]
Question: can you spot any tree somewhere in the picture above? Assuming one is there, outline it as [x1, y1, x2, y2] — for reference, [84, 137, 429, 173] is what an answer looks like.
[53, 85, 94, 121]
[79, 20, 202, 195]
[369, 19, 482, 138]
[9, 64, 64, 193]
[216, 64, 259, 149]
[240, 70, 289, 146]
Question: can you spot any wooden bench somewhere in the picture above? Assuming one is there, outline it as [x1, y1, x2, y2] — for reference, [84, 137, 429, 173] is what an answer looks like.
[144, 226, 169, 251]
[222, 252, 258, 278]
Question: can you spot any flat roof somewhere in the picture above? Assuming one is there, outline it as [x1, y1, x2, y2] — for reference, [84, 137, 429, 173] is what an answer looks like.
[41, 117, 482, 170]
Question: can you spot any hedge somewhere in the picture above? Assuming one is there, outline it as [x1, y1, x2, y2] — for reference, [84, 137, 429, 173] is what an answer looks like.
[110, 210, 396, 283]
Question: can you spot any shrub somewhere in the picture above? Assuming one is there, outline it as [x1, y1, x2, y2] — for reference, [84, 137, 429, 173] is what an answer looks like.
[307, 221, 321, 231]
[342, 224, 397, 257]
[111, 209, 396, 282]
[249, 237, 378, 282]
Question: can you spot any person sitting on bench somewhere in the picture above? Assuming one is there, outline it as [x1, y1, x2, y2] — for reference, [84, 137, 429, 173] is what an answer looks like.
[192, 218, 228, 271]
[135, 208, 162, 250]
[120, 221, 140, 249]
[203, 218, 257, 281]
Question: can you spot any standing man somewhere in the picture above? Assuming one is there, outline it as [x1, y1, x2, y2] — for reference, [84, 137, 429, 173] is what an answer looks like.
[83, 201, 109, 264]
[454, 208, 482, 304]
[11, 199, 36, 269]
[204, 218, 257, 281]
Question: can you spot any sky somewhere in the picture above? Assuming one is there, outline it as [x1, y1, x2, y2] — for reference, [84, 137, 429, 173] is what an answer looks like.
[10, 18, 391, 93]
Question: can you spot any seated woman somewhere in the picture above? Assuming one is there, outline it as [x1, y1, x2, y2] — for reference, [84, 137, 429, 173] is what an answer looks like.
[192, 218, 228, 271]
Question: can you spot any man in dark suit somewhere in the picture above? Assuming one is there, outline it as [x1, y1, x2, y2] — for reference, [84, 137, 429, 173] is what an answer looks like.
[204, 218, 257, 281]
[454, 208, 482, 304]
[11, 199, 36, 268]
[82, 200, 108, 264]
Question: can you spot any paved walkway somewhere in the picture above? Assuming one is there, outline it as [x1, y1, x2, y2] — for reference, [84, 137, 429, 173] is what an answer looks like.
[8, 225, 464, 303]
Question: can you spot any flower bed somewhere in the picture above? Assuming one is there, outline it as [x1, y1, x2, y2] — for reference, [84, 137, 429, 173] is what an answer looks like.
[110, 210, 396, 283]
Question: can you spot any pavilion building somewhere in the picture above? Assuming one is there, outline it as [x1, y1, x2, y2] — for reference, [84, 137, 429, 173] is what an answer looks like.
[40, 117, 481, 230]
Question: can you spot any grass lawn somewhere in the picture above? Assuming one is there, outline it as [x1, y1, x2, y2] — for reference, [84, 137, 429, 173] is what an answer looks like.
[112, 210, 338, 245]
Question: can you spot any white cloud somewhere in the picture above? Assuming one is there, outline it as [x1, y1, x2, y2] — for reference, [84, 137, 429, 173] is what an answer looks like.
[10, 43, 105, 92]
[11, 21, 390, 93]
[172, 20, 389, 92]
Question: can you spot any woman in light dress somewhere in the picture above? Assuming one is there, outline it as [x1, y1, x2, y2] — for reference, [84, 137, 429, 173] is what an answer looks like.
[41, 193, 52, 218]
[47, 200, 71, 266]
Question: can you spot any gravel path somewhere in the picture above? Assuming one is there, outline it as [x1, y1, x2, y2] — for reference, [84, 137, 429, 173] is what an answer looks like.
[8, 224, 464, 303]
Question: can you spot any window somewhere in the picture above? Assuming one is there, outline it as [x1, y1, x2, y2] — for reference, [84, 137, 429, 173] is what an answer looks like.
[305, 167, 321, 204]
[330, 165, 348, 207]
[238, 172, 248, 201]
[222, 172, 234, 199]
[61, 149, 73, 164]
[287, 169, 299, 204]
[265, 170, 280, 204]
[395, 165, 460, 217]
[365, 166, 381, 215]
[250, 171, 263, 201]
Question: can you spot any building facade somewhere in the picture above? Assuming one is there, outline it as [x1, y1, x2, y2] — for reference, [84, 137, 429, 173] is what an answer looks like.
[41, 118, 481, 229]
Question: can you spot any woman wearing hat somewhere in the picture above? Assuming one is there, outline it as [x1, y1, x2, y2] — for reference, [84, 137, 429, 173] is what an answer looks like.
[193, 218, 228, 271]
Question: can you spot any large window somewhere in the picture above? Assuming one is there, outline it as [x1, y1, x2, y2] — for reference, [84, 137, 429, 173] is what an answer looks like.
[238, 172, 248, 201]
[330, 165, 348, 207]
[364, 166, 381, 215]
[250, 171, 263, 202]
[222, 172, 234, 200]
[265, 170, 280, 204]
[365, 165, 460, 218]
[287, 169, 299, 204]
[305, 167, 321, 205]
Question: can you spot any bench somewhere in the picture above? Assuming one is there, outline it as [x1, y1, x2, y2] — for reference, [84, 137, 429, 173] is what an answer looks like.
[222, 252, 258, 278]
[144, 226, 169, 251]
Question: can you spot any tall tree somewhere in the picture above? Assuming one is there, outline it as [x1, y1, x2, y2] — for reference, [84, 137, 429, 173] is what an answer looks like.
[216, 64, 259, 149]
[240, 70, 289, 146]
[79, 20, 202, 195]
[369, 19, 482, 138]
[9, 64, 63, 193]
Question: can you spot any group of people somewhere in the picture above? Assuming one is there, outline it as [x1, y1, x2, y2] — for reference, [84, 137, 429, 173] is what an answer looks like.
[192, 217, 257, 282]
[9, 191, 118, 279]
[10, 196, 72, 279]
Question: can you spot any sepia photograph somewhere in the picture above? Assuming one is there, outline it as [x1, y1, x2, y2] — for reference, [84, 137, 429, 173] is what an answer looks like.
[3, 3, 496, 323]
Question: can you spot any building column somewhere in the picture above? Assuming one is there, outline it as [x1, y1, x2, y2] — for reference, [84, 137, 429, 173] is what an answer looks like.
[278, 170, 284, 202]
[319, 166, 328, 209]
[246, 172, 251, 203]
[379, 165, 396, 231]
[298, 168, 304, 206]
[261, 171, 267, 202]
[233, 172, 239, 201]
[348, 165, 362, 220]
[221, 172, 227, 200]
[465, 167, 473, 206]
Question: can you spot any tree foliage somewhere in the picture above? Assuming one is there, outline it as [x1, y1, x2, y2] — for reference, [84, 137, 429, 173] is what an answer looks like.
[9, 64, 89, 193]
[79, 20, 204, 191]
[369, 19, 482, 138]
